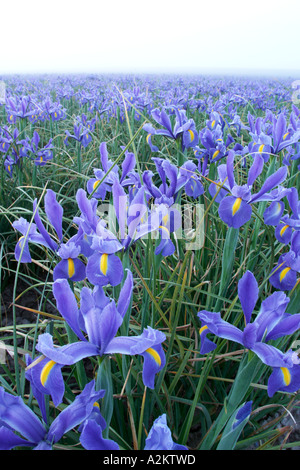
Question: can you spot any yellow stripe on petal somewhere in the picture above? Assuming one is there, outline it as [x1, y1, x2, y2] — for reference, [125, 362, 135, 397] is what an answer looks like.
[159, 225, 170, 236]
[146, 347, 161, 367]
[18, 235, 24, 247]
[280, 224, 289, 237]
[212, 150, 220, 160]
[199, 325, 208, 335]
[188, 129, 194, 142]
[162, 214, 169, 226]
[93, 180, 100, 191]
[280, 367, 291, 386]
[146, 133, 151, 144]
[283, 132, 289, 140]
[280, 267, 291, 283]
[40, 360, 56, 387]
[100, 253, 108, 275]
[258, 144, 265, 153]
[276, 202, 282, 214]
[67, 258, 75, 278]
[232, 197, 242, 216]
[211, 120, 216, 128]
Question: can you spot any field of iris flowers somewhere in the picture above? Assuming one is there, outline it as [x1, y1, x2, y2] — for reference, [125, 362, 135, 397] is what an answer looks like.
[0, 73, 300, 451]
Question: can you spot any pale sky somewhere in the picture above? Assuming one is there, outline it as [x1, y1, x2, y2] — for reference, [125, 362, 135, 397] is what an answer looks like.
[0, 0, 299, 76]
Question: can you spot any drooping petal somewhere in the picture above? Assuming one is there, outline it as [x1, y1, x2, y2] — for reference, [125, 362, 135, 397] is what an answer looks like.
[104, 327, 166, 389]
[266, 314, 300, 341]
[0, 426, 34, 450]
[218, 196, 252, 229]
[127, 186, 147, 241]
[197, 311, 244, 345]
[275, 222, 293, 244]
[0, 387, 46, 444]
[53, 258, 86, 282]
[141, 343, 166, 389]
[268, 363, 300, 397]
[80, 419, 119, 450]
[86, 252, 124, 287]
[30, 357, 65, 407]
[14, 236, 32, 263]
[269, 263, 298, 291]
[47, 381, 105, 445]
[263, 201, 285, 226]
[199, 324, 217, 354]
[251, 342, 294, 368]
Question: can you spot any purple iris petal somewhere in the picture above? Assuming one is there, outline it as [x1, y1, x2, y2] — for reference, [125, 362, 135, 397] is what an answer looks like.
[29, 357, 65, 407]
[264, 201, 285, 226]
[232, 401, 253, 430]
[80, 419, 119, 450]
[269, 262, 298, 291]
[86, 252, 124, 287]
[226, 150, 236, 189]
[238, 270, 259, 324]
[218, 196, 252, 228]
[247, 154, 264, 187]
[251, 342, 294, 368]
[117, 269, 133, 318]
[53, 279, 86, 341]
[47, 380, 105, 445]
[33, 198, 58, 251]
[0, 426, 34, 450]
[53, 258, 86, 282]
[197, 311, 244, 345]
[250, 166, 288, 203]
[144, 414, 188, 450]
[268, 362, 300, 397]
[275, 222, 293, 244]
[44, 189, 63, 242]
[0, 387, 46, 443]
[266, 314, 300, 341]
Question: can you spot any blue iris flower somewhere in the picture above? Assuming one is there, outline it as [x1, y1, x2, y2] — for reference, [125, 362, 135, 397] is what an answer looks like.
[28, 270, 166, 406]
[143, 106, 198, 153]
[198, 270, 300, 397]
[0, 381, 106, 450]
[211, 151, 290, 228]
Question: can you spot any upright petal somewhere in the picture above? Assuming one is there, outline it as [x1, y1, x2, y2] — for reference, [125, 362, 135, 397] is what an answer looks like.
[44, 189, 63, 242]
[144, 414, 188, 450]
[247, 154, 264, 187]
[238, 271, 259, 324]
[53, 279, 86, 341]
[117, 269, 133, 318]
